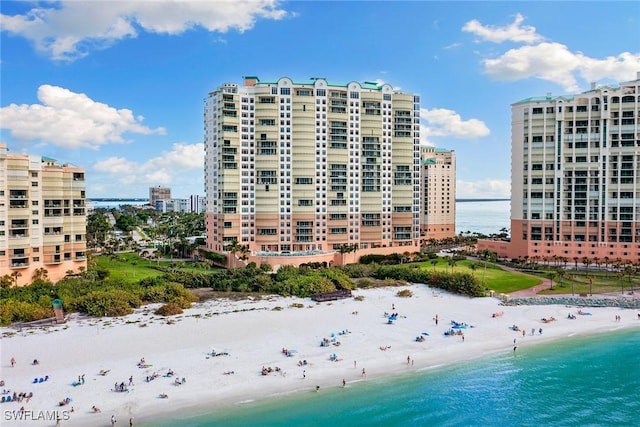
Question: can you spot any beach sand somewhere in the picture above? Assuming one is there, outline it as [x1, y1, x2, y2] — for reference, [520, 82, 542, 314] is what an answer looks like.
[1, 284, 638, 426]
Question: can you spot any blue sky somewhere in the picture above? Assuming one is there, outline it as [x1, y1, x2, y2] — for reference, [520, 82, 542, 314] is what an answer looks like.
[1, 1, 639, 199]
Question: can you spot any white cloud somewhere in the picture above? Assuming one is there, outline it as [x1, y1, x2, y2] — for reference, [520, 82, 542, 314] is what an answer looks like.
[443, 42, 461, 50]
[456, 179, 510, 199]
[92, 143, 204, 186]
[420, 108, 490, 145]
[462, 13, 543, 44]
[0, 0, 289, 61]
[0, 85, 165, 149]
[482, 42, 640, 92]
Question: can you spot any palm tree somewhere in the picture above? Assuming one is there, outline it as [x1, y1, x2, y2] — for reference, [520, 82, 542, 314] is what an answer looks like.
[32, 267, 49, 281]
[547, 271, 557, 290]
[10, 271, 22, 287]
[582, 257, 592, 271]
[224, 239, 242, 268]
[573, 256, 579, 270]
[603, 256, 611, 278]
[557, 269, 567, 293]
[617, 271, 625, 295]
[593, 257, 600, 271]
[447, 257, 457, 272]
[470, 262, 481, 279]
[586, 274, 594, 296]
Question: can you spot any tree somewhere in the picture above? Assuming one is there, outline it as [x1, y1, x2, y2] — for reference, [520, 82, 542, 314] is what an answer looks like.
[447, 257, 457, 272]
[0, 275, 13, 289]
[430, 258, 438, 272]
[586, 274, 594, 296]
[32, 267, 49, 281]
[573, 256, 579, 270]
[557, 269, 567, 293]
[10, 271, 22, 287]
[547, 271, 556, 290]
[617, 271, 625, 295]
[224, 240, 242, 268]
[582, 257, 592, 271]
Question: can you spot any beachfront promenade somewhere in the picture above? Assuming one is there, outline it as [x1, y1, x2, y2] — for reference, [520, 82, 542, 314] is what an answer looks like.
[1, 285, 639, 426]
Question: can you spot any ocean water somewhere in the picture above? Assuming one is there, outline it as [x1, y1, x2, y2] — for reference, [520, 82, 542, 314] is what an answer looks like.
[93, 199, 511, 237]
[456, 200, 510, 236]
[143, 328, 640, 427]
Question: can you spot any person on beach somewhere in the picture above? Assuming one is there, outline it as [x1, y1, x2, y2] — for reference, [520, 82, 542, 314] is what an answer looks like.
[303, 370, 306, 379]
[362, 368, 366, 377]
[407, 356, 411, 365]
[92, 406, 101, 413]
[342, 378, 346, 387]
[434, 314, 439, 325]
[129, 417, 134, 426]
[10, 357, 16, 367]
[539, 328, 543, 335]
[111, 415, 117, 426]
[522, 330, 526, 338]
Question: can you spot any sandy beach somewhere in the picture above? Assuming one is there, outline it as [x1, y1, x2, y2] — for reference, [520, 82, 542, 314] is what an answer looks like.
[2, 284, 639, 427]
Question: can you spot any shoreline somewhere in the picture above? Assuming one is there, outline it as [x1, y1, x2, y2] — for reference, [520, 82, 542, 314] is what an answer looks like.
[2, 285, 639, 427]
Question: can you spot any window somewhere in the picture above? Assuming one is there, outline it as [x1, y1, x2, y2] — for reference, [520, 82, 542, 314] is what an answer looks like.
[280, 87, 291, 96]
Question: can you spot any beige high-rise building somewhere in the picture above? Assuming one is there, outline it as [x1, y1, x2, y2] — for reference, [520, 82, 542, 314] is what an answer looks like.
[420, 146, 456, 240]
[0, 143, 87, 286]
[479, 73, 640, 263]
[204, 77, 421, 266]
[149, 186, 171, 208]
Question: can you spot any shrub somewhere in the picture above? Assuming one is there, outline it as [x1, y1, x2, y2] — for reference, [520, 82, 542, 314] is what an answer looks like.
[155, 303, 183, 316]
[396, 289, 413, 297]
[72, 290, 141, 317]
[0, 300, 54, 326]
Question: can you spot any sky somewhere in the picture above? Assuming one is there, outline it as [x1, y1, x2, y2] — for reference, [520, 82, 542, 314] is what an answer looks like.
[1, 1, 639, 200]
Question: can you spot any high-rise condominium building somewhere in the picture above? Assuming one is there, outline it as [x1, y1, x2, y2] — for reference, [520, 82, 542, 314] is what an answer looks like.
[149, 186, 171, 208]
[204, 77, 421, 265]
[479, 73, 640, 263]
[420, 147, 456, 240]
[0, 143, 87, 286]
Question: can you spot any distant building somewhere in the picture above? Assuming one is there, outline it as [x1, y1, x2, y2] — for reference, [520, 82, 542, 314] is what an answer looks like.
[189, 194, 205, 214]
[149, 186, 171, 208]
[420, 147, 456, 241]
[478, 73, 640, 263]
[154, 197, 204, 214]
[0, 143, 87, 286]
[204, 76, 421, 267]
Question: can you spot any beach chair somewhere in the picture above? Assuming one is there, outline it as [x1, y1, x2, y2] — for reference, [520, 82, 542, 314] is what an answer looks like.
[33, 378, 38, 384]
[38, 378, 44, 383]
[6, 396, 11, 402]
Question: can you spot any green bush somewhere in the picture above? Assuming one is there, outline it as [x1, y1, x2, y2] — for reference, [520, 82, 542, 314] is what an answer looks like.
[72, 290, 141, 317]
[0, 300, 54, 325]
[155, 303, 183, 316]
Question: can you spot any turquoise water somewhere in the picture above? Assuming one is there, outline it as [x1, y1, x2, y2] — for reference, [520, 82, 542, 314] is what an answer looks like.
[143, 328, 640, 426]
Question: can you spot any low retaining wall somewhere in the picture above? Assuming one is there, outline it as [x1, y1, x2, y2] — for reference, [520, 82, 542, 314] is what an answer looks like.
[503, 296, 640, 309]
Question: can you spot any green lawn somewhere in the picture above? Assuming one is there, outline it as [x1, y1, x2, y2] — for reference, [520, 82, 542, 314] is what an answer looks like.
[418, 258, 542, 293]
[95, 253, 173, 282]
[95, 252, 221, 283]
[532, 269, 639, 296]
